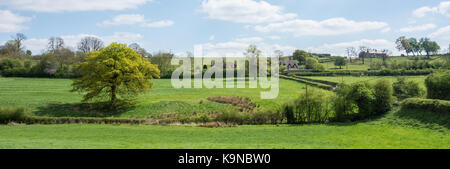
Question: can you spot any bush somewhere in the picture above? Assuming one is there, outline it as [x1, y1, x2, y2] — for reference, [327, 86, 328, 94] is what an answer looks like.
[393, 77, 423, 100]
[0, 107, 28, 124]
[282, 90, 332, 124]
[401, 98, 450, 114]
[215, 111, 251, 125]
[305, 57, 318, 70]
[348, 82, 375, 117]
[425, 71, 450, 100]
[332, 84, 357, 121]
[369, 60, 383, 70]
[373, 79, 394, 115]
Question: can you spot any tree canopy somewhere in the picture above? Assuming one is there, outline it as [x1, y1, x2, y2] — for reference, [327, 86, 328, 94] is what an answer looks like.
[293, 50, 308, 65]
[71, 43, 160, 106]
[334, 56, 347, 69]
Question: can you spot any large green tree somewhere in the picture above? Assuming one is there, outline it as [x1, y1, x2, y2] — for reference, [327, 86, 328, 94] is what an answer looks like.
[420, 38, 440, 59]
[71, 43, 160, 106]
[408, 38, 422, 56]
[396, 36, 413, 56]
[293, 49, 308, 65]
[334, 56, 347, 69]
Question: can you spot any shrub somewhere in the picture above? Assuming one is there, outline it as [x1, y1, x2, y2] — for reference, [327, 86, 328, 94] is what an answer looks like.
[215, 111, 251, 125]
[369, 60, 383, 70]
[305, 57, 318, 70]
[425, 71, 450, 100]
[282, 90, 332, 124]
[373, 79, 394, 115]
[401, 98, 450, 114]
[0, 107, 28, 124]
[250, 110, 283, 125]
[332, 84, 357, 121]
[393, 77, 423, 100]
[348, 82, 375, 117]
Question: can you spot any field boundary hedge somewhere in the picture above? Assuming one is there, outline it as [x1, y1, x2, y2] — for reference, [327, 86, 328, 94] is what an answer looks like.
[286, 69, 436, 77]
[280, 75, 335, 91]
[401, 98, 450, 114]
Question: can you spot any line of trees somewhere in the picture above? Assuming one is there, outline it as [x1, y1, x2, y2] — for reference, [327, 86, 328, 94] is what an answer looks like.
[0, 33, 175, 78]
[395, 36, 440, 58]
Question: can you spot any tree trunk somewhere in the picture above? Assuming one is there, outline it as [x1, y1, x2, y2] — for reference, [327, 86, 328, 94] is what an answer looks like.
[111, 85, 117, 107]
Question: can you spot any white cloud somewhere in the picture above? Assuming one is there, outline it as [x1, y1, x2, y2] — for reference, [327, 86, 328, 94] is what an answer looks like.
[99, 14, 146, 26]
[141, 20, 174, 28]
[0, 0, 152, 12]
[0, 10, 32, 33]
[412, 1, 450, 18]
[267, 36, 281, 40]
[235, 37, 264, 43]
[197, 37, 294, 57]
[200, 0, 297, 24]
[209, 35, 215, 41]
[430, 26, 450, 41]
[399, 24, 437, 33]
[381, 27, 391, 33]
[307, 39, 398, 56]
[254, 18, 388, 36]
[99, 14, 173, 28]
[23, 32, 144, 54]
[413, 6, 437, 18]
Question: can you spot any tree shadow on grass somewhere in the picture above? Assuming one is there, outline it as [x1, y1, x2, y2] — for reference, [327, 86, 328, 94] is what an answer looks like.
[34, 101, 136, 118]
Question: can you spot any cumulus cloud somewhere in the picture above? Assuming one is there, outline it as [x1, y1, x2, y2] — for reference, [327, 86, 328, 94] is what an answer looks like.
[98, 14, 173, 28]
[381, 27, 391, 33]
[0, 0, 152, 12]
[399, 24, 437, 33]
[99, 14, 146, 26]
[0, 10, 32, 33]
[141, 20, 174, 28]
[430, 26, 450, 41]
[413, 1, 450, 18]
[97, 14, 174, 28]
[307, 39, 398, 56]
[254, 18, 389, 36]
[200, 0, 297, 24]
[23, 32, 144, 54]
[197, 37, 295, 57]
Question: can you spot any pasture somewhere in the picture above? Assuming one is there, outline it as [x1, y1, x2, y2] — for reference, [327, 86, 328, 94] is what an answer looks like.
[0, 115, 448, 149]
[306, 76, 427, 86]
[0, 76, 449, 149]
[0, 77, 320, 118]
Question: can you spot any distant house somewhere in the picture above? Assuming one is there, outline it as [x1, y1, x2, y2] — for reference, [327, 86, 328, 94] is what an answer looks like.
[279, 56, 299, 71]
[359, 49, 389, 58]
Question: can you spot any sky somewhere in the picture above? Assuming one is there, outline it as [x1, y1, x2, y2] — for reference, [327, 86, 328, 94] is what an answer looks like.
[0, 0, 449, 57]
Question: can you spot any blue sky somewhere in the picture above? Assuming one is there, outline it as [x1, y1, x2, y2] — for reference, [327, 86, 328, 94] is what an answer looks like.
[0, 0, 449, 56]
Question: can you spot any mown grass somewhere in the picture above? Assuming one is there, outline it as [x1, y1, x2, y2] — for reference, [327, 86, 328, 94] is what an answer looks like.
[0, 77, 449, 149]
[0, 115, 448, 149]
[0, 77, 316, 118]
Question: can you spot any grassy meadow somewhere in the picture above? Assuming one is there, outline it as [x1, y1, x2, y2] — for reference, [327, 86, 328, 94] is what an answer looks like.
[306, 76, 427, 86]
[0, 77, 322, 118]
[0, 76, 449, 149]
[0, 113, 448, 149]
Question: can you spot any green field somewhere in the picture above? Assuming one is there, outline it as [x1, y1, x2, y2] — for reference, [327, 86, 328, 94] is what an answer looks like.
[0, 77, 321, 118]
[0, 115, 448, 149]
[1, 77, 449, 149]
[321, 56, 444, 71]
[306, 76, 427, 86]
